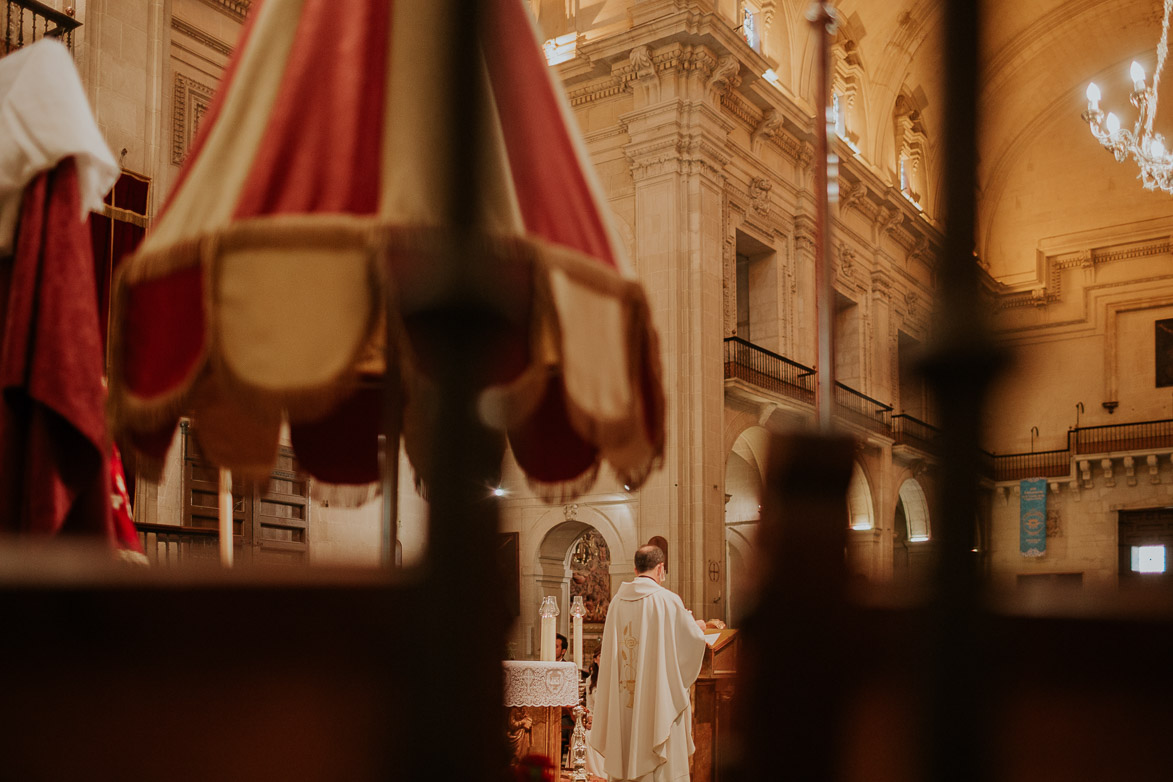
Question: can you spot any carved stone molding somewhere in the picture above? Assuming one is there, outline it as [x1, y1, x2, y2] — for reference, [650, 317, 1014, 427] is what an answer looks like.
[837, 244, 856, 282]
[794, 216, 816, 256]
[871, 270, 892, 302]
[904, 291, 920, 319]
[750, 109, 781, 154]
[171, 73, 216, 165]
[708, 55, 741, 97]
[629, 44, 660, 103]
[722, 233, 736, 337]
[875, 204, 902, 242]
[624, 133, 729, 184]
[171, 17, 232, 57]
[198, 0, 250, 21]
[749, 177, 772, 216]
[839, 179, 867, 214]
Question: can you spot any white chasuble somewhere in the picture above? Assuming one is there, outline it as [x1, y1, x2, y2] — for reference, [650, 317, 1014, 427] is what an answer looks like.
[590, 577, 708, 782]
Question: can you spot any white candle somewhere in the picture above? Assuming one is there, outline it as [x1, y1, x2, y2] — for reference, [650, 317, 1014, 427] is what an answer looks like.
[573, 615, 583, 669]
[541, 614, 555, 661]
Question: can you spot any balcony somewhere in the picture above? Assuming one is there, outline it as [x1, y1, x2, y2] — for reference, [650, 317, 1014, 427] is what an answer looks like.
[991, 449, 1072, 482]
[892, 413, 939, 453]
[989, 418, 1173, 482]
[3, 0, 81, 56]
[1072, 418, 1173, 454]
[834, 381, 892, 437]
[135, 521, 220, 566]
[723, 336, 815, 405]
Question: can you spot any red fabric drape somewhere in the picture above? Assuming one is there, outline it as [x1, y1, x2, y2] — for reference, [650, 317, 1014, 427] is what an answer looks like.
[0, 159, 113, 538]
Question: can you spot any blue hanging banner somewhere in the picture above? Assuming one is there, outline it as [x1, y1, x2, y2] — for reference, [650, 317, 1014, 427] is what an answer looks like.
[1020, 478, 1047, 557]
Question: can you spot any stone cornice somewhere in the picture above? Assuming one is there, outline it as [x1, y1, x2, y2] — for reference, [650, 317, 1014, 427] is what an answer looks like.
[198, 0, 250, 22]
[995, 235, 1172, 310]
[171, 17, 232, 58]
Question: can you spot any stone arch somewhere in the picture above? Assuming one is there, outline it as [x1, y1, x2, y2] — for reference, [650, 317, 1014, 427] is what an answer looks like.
[897, 478, 931, 540]
[847, 461, 875, 530]
[520, 503, 636, 657]
[725, 424, 771, 626]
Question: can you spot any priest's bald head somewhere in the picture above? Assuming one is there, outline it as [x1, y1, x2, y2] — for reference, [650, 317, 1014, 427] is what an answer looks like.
[634, 544, 666, 583]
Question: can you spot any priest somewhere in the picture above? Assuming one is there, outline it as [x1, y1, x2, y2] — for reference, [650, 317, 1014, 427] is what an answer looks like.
[590, 544, 708, 781]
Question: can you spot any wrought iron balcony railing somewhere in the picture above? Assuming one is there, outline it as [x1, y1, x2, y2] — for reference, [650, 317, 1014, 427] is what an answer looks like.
[991, 449, 1071, 482]
[834, 381, 892, 436]
[4, 0, 80, 56]
[988, 418, 1173, 482]
[892, 413, 940, 453]
[723, 336, 815, 405]
[1071, 418, 1173, 455]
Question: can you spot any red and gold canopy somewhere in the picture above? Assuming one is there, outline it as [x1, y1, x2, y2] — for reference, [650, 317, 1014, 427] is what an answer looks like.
[109, 0, 664, 496]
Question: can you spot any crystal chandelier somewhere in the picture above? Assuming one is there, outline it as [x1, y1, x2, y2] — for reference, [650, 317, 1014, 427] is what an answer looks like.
[1083, 0, 1173, 192]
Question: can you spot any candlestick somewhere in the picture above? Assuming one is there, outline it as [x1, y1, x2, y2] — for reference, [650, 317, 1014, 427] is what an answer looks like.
[539, 595, 559, 661]
[570, 595, 585, 670]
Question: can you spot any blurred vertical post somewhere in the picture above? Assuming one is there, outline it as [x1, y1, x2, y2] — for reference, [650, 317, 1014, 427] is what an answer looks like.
[923, 0, 996, 780]
[398, 0, 510, 778]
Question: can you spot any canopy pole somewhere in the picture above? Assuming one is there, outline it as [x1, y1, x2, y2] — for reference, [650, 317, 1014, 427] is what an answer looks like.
[218, 468, 234, 567]
[378, 432, 400, 567]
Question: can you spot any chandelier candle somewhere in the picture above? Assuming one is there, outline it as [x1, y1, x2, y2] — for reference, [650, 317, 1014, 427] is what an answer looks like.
[1082, 0, 1173, 192]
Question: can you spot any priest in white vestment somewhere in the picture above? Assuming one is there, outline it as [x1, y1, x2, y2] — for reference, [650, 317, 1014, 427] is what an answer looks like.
[590, 544, 708, 782]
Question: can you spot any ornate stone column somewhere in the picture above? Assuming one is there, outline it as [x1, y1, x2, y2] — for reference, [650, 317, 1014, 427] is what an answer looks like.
[621, 42, 732, 615]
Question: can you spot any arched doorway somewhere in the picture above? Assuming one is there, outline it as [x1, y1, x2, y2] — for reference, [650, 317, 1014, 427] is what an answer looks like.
[894, 478, 932, 582]
[527, 505, 631, 662]
[847, 463, 875, 530]
[725, 427, 770, 626]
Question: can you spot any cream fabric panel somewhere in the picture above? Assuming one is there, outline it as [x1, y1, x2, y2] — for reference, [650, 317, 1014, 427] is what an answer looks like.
[550, 268, 632, 419]
[216, 244, 372, 390]
[383, 0, 522, 234]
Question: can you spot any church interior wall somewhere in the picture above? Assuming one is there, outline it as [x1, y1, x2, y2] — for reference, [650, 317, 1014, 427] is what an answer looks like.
[39, 0, 1173, 669]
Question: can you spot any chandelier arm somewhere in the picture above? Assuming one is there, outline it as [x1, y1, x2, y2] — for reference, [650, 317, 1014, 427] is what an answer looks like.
[1148, 0, 1173, 138]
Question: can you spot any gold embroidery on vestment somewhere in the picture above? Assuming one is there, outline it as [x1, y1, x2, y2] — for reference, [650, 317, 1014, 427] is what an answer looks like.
[619, 621, 639, 708]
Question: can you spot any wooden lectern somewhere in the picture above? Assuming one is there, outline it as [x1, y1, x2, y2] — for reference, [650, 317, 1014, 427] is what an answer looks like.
[691, 629, 738, 782]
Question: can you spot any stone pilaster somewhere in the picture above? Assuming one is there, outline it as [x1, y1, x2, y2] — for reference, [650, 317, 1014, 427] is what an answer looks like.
[622, 82, 732, 615]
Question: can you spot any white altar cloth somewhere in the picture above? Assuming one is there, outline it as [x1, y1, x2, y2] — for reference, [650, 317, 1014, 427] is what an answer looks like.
[503, 661, 579, 707]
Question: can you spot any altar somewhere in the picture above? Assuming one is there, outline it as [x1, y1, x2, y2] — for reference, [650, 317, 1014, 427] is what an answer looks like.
[503, 660, 580, 776]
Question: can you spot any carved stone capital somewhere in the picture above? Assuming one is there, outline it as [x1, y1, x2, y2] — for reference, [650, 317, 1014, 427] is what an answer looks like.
[871, 270, 893, 301]
[794, 216, 816, 255]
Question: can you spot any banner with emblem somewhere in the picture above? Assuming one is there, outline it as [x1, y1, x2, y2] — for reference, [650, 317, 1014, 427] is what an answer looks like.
[1020, 478, 1047, 557]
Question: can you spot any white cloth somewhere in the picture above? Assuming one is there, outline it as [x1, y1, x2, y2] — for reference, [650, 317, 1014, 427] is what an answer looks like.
[590, 577, 707, 782]
[0, 39, 118, 256]
[502, 660, 579, 707]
